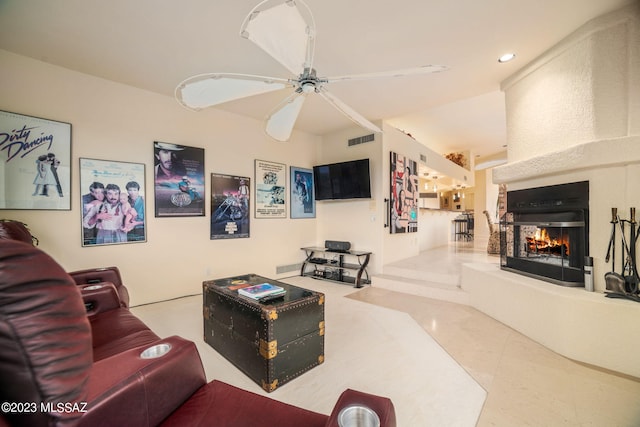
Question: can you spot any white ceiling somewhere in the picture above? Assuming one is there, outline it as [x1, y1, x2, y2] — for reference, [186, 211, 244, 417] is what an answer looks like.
[0, 0, 632, 159]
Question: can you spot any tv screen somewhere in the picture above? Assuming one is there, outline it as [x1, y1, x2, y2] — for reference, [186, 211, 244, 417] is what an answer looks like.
[313, 159, 371, 200]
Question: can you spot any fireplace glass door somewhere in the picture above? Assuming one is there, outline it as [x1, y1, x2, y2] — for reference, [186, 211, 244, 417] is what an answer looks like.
[501, 210, 586, 286]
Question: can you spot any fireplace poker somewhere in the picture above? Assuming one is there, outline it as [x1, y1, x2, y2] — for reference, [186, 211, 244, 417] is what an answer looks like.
[630, 207, 636, 276]
[630, 207, 638, 294]
[616, 214, 639, 294]
[605, 209, 626, 294]
[605, 207, 617, 264]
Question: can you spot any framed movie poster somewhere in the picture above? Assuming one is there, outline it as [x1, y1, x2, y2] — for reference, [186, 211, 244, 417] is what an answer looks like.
[79, 158, 146, 246]
[389, 151, 419, 234]
[0, 110, 71, 210]
[153, 141, 205, 217]
[210, 173, 250, 239]
[290, 166, 315, 218]
[255, 159, 286, 218]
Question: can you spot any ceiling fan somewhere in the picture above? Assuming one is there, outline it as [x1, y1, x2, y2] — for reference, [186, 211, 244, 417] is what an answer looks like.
[175, 0, 448, 142]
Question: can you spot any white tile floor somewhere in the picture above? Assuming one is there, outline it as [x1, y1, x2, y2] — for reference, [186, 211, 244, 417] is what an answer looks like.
[132, 239, 640, 426]
[354, 240, 640, 426]
[132, 276, 486, 426]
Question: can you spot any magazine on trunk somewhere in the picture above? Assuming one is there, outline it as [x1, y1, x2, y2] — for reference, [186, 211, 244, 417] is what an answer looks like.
[238, 283, 286, 300]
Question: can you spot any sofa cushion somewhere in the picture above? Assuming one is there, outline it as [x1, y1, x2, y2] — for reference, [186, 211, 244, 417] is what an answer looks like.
[89, 309, 160, 361]
[0, 240, 92, 426]
[160, 380, 328, 427]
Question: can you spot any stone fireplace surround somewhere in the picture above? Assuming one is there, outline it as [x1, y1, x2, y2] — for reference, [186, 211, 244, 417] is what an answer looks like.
[461, 3, 640, 379]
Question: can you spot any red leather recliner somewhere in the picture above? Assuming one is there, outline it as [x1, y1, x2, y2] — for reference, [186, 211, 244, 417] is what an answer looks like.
[68, 266, 130, 308]
[0, 240, 396, 427]
[0, 219, 129, 308]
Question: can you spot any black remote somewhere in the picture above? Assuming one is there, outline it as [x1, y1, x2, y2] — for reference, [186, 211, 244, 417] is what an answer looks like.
[259, 294, 285, 303]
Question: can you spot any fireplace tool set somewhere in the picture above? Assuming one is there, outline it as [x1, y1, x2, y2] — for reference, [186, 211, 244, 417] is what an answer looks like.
[605, 207, 640, 302]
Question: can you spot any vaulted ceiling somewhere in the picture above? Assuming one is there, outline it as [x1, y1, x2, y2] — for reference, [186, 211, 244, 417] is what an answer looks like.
[0, 0, 632, 159]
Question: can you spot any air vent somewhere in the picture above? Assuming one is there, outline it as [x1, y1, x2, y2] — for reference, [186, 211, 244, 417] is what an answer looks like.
[419, 192, 437, 199]
[420, 154, 427, 163]
[276, 263, 302, 274]
[348, 133, 375, 147]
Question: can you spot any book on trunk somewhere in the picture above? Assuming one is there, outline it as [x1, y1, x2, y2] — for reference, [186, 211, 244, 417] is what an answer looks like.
[238, 283, 285, 300]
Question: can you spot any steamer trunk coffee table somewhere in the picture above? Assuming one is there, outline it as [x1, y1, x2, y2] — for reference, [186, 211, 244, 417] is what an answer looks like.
[203, 274, 325, 392]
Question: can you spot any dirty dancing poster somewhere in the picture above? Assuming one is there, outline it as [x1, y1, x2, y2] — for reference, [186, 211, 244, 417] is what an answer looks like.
[0, 110, 71, 210]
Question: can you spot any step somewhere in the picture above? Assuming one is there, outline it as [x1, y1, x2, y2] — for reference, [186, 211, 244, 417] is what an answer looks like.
[371, 274, 470, 305]
[382, 265, 460, 286]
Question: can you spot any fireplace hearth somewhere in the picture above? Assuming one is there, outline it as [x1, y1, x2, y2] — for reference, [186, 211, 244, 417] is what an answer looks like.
[501, 181, 589, 286]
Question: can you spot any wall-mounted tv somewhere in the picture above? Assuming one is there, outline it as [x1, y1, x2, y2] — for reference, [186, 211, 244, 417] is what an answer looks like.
[313, 159, 371, 200]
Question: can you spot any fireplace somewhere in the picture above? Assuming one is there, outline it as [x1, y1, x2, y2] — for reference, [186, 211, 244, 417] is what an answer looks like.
[500, 181, 589, 287]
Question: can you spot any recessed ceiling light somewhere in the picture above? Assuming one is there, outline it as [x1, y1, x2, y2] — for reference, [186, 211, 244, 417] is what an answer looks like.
[498, 53, 516, 63]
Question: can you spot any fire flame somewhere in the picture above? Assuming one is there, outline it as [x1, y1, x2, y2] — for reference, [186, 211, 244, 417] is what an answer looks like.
[527, 228, 570, 255]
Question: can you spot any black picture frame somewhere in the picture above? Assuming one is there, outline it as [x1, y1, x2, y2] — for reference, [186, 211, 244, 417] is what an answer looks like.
[210, 173, 250, 239]
[153, 141, 205, 217]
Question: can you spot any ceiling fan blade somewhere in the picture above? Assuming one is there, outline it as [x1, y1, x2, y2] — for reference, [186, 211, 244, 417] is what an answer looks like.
[325, 65, 449, 83]
[240, 0, 315, 75]
[265, 91, 307, 142]
[176, 73, 292, 110]
[318, 87, 382, 133]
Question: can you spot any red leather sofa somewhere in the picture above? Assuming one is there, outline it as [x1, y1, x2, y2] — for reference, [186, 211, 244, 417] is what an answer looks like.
[68, 266, 130, 308]
[0, 238, 397, 427]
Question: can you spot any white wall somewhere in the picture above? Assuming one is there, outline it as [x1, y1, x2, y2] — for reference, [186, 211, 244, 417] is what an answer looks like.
[0, 49, 320, 305]
[418, 210, 458, 251]
[314, 123, 474, 272]
[472, 169, 489, 239]
[378, 125, 477, 259]
[501, 3, 639, 163]
[314, 126, 384, 273]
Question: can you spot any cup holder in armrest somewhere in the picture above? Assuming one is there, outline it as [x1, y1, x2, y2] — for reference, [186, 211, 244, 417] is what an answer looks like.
[338, 405, 380, 427]
[83, 284, 104, 291]
[140, 343, 172, 359]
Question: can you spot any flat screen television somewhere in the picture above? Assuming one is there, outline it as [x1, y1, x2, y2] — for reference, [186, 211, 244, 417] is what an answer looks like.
[313, 159, 371, 200]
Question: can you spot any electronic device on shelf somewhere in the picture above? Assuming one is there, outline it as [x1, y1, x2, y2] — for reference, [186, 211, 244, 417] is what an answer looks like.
[325, 240, 351, 252]
[309, 257, 327, 264]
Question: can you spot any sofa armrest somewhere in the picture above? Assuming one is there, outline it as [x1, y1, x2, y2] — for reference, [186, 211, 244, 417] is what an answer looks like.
[69, 266, 123, 287]
[78, 336, 207, 427]
[69, 266, 129, 307]
[80, 282, 121, 316]
[325, 389, 397, 427]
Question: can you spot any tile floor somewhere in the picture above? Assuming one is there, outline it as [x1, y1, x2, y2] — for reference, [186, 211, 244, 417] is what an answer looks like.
[133, 276, 486, 426]
[133, 239, 640, 426]
[349, 240, 640, 426]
